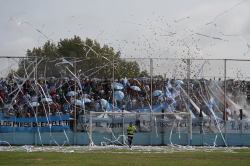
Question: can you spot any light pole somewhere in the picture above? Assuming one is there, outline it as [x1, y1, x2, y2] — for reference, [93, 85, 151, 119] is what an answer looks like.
[74, 59, 77, 133]
[187, 59, 192, 146]
[36, 58, 38, 116]
[112, 57, 115, 113]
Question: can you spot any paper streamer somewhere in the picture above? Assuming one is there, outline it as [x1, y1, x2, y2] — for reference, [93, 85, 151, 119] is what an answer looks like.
[214, 81, 250, 119]
[213, 24, 250, 50]
[206, 0, 248, 25]
[179, 85, 207, 117]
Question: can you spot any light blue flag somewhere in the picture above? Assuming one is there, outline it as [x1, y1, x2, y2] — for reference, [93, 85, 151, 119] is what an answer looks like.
[209, 96, 217, 106]
[167, 80, 172, 90]
[123, 77, 129, 87]
[165, 87, 173, 101]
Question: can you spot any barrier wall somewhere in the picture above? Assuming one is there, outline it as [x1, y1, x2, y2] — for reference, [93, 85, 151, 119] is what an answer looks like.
[1, 132, 250, 146]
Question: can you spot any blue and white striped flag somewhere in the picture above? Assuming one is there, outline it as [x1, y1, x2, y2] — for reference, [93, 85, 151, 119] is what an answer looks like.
[123, 77, 129, 87]
[158, 93, 165, 101]
[172, 86, 180, 99]
[209, 96, 217, 107]
[167, 80, 172, 90]
[165, 86, 173, 101]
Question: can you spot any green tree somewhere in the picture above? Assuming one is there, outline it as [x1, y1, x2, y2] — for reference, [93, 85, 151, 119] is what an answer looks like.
[15, 36, 149, 79]
[139, 69, 150, 78]
[7, 69, 16, 78]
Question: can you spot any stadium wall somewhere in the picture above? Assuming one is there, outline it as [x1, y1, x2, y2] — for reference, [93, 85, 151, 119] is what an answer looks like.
[1, 132, 250, 146]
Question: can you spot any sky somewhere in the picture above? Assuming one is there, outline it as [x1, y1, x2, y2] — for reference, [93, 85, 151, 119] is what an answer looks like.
[1, 0, 250, 79]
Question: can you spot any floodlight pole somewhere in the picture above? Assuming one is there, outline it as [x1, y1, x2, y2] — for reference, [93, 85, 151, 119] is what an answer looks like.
[113, 57, 115, 113]
[150, 59, 153, 145]
[24, 58, 26, 79]
[35, 58, 38, 116]
[89, 111, 93, 145]
[74, 59, 77, 133]
[224, 60, 227, 119]
[112, 57, 115, 143]
[150, 59, 153, 113]
[187, 59, 192, 146]
[33, 59, 35, 80]
[224, 60, 227, 136]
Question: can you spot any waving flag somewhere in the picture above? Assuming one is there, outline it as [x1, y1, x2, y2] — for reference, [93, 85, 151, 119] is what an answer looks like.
[172, 86, 180, 99]
[167, 80, 172, 90]
[209, 96, 217, 107]
[165, 86, 173, 101]
[123, 77, 129, 87]
[158, 93, 165, 101]
[165, 86, 176, 111]
[170, 100, 176, 111]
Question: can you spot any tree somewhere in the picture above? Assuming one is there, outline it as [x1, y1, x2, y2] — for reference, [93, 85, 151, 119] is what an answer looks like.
[154, 75, 163, 79]
[15, 36, 149, 79]
[7, 69, 16, 78]
[139, 69, 150, 78]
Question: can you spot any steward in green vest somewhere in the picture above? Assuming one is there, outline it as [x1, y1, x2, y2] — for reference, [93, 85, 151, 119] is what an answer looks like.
[127, 122, 138, 148]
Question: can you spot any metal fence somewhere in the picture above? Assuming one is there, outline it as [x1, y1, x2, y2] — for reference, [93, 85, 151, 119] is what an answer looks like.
[1, 57, 250, 136]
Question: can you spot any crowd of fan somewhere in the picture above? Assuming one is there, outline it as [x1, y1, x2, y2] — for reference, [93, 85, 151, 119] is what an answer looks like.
[0, 76, 249, 120]
[181, 78, 250, 120]
[0, 76, 166, 119]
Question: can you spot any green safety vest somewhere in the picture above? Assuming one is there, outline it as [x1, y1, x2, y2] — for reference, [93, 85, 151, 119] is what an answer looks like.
[127, 126, 136, 134]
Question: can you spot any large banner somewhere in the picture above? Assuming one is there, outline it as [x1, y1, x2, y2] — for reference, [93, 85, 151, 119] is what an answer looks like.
[0, 114, 70, 133]
[209, 117, 250, 134]
[77, 115, 250, 134]
[77, 115, 210, 133]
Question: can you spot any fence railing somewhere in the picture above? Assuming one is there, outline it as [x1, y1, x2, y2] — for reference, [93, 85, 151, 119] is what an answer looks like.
[1, 57, 250, 137]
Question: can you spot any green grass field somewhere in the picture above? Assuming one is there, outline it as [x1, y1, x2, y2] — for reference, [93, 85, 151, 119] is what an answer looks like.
[0, 149, 250, 166]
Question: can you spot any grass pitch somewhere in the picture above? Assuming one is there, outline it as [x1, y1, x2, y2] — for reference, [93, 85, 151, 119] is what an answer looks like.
[0, 149, 250, 166]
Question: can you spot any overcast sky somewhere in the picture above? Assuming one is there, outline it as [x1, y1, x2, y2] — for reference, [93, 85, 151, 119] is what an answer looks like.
[1, 0, 250, 79]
